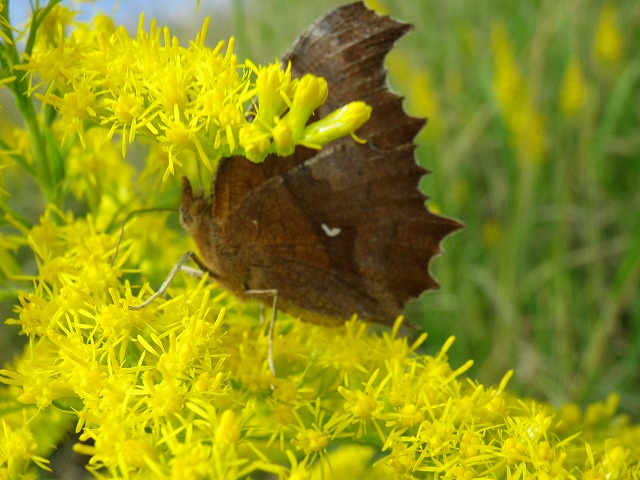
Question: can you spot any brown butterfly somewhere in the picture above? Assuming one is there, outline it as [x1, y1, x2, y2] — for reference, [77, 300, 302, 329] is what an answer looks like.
[175, 2, 461, 331]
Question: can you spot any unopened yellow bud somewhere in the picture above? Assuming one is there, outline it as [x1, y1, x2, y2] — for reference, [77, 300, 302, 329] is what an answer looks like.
[302, 101, 371, 147]
[239, 124, 271, 162]
[285, 74, 329, 137]
[255, 62, 291, 127]
[214, 409, 240, 448]
[272, 119, 294, 156]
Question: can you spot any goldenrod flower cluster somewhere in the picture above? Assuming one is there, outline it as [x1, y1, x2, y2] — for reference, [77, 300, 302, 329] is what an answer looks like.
[1, 2, 639, 479]
[17, 4, 370, 179]
[1, 211, 639, 478]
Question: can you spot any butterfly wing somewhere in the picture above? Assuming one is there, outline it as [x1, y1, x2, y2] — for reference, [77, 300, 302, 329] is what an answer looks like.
[209, 2, 461, 324]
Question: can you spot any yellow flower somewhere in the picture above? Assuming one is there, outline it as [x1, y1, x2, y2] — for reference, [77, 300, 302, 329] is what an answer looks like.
[397, 403, 424, 429]
[301, 101, 371, 149]
[459, 431, 482, 458]
[341, 385, 383, 420]
[214, 409, 241, 449]
[593, 4, 624, 68]
[38, 4, 76, 42]
[482, 219, 503, 249]
[291, 428, 329, 455]
[0, 420, 51, 473]
[251, 61, 295, 132]
[239, 123, 272, 162]
[491, 21, 547, 165]
[272, 74, 328, 155]
[501, 436, 527, 463]
[560, 56, 588, 118]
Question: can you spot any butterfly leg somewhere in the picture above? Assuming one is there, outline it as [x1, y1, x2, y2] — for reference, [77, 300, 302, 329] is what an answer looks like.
[129, 251, 196, 310]
[110, 207, 177, 267]
[245, 288, 279, 380]
[179, 265, 205, 279]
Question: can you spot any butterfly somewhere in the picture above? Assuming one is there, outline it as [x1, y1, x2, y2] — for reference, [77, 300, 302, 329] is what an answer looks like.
[177, 2, 461, 328]
[130, 3, 461, 377]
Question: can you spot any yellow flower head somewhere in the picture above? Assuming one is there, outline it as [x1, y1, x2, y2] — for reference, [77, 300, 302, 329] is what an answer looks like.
[20, 15, 371, 178]
[593, 4, 624, 68]
[560, 56, 588, 117]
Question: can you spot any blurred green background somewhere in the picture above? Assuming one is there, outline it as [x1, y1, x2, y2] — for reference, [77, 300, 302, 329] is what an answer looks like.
[2, 0, 639, 415]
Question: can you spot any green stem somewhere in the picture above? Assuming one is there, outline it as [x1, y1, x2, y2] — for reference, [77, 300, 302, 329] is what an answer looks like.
[24, 0, 63, 58]
[1, 0, 63, 206]
[582, 217, 640, 378]
[580, 52, 640, 380]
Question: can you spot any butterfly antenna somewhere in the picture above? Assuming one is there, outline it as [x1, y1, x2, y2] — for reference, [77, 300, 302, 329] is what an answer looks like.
[111, 208, 177, 267]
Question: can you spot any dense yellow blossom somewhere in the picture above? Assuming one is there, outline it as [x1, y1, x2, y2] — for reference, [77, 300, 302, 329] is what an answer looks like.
[19, 11, 370, 178]
[1, 209, 639, 478]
